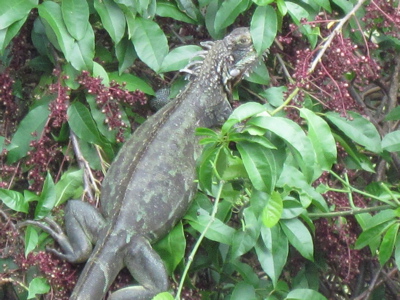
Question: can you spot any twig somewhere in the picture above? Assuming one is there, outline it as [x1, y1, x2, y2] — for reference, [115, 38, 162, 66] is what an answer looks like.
[308, 0, 369, 74]
[70, 131, 99, 203]
[175, 181, 225, 300]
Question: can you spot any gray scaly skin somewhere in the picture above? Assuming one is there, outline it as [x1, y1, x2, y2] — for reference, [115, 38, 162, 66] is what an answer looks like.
[21, 27, 258, 300]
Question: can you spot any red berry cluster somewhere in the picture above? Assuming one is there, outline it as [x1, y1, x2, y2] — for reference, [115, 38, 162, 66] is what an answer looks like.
[18, 251, 77, 300]
[78, 71, 147, 142]
[314, 173, 368, 284]
[26, 135, 61, 191]
[0, 72, 19, 126]
[280, 15, 381, 113]
[363, 0, 400, 39]
[48, 69, 70, 128]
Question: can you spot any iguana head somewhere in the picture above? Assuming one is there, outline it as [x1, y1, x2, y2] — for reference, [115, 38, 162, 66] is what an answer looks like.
[222, 27, 258, 86]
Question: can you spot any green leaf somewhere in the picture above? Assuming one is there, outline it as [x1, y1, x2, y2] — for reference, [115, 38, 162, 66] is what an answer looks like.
[300, 108, 337, 170]
[395, 235, 400, 269]
[226, 102, 267, 133]
[109, 72, 154, 95]
[379, 222, 399, 265]
[176, 0, 201, 21]
[27, 277, 50, 299]
[281, 199, 305, 219]
[160, 45, 202, 73]
[154, 222, 185, 274]
[286, 288, 327, 300]
[230, 208, 260, 259]
[237, 141, 277, 194]
[259, 86, 287, 107]
[152, 292, 175, 300]
[384, 106, 400, 121]
[326, 111, 382, 153]
[214, 0, 249, 31]
[130, 17, 169, 73]
[38, 1, 75, 56]
[185, 207, 235, 245]
[355, 220, 396, 250]
[61, 0, 89, 40]
[55, 169, 83, 206]
[6, 104, 50, 163]
[0, 0, 37, 30]
[24, 226, 38, 257]
[0, 189, 27, 213]
[250, 5, 277, 55]
[94, 0, 125, 44]
[262, 191, 283, 228]
[313, 0, 331, 12]
[156, 1, 197, 24]
[0, 16, 27, 55]
[69, 24, 94, 71]
[115, 37, 137, 75]
[255, 225, 288, 286]
[34, 173, 56, 219]
[280, 218, 314, 261]
[67, 101, 104, 145]
[231, 282, 257, 300]
[249, 116, 316, 182]
[245, 58, 270, 85]
[382, 130, 400, 152]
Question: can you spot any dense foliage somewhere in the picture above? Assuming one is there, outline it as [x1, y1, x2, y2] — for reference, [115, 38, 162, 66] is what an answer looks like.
[1, 0, 400, 299]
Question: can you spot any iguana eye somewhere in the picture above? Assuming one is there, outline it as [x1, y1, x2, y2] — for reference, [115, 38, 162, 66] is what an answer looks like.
[239, 37, 250, 44]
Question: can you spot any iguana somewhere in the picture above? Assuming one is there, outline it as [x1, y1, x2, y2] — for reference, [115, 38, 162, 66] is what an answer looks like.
[22, 27, 259, 300]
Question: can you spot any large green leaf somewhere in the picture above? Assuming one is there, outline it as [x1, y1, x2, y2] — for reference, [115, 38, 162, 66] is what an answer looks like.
[67, 101, 104, 145]
[237, 141, 277, 194]
[326, 111, 382, 153]
[34, 173, 56, 219]
[115, 37, 137, 75]
[255, 225, 288, 286]
[230, 208, 260, 259]
[61, 0, 89, 40]
[214, 0, 249, 31]
[355, 220, 396, 250]
[384, 106, 400, 121]
[0, 189, 27, 213]
[231, 282, 256, 300]
[280, 218, 314, 261]
[94, 0, 125, 44]
[379, 222, 399, 266]
[109, 72, 154, 95]
[286, 288, 327, 300]
[250, 5, 277, 55]
[68, 24, 94, 71]
[156, 1, 197, 24]
[185, 207, 235, 245]
[130, 17, 169, 73]
[0, 16, 27, 54]
[6, 104, 50, 163]
[154, 222, 186, 274]
[27, 277, 50, 299]
[55, 169, 83, 206]
[262, 191, 283, 228]
[160, 45, 202, 73]
[38, 1, 75, 56]
[300, 108, 337, 170]
[0, 0, 37, 30]
[382, 130, 400, 152]
[249, 116, 316, 182]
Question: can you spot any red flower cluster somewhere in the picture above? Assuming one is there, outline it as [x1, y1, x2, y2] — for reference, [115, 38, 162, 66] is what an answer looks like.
[78, 71, 147, 142]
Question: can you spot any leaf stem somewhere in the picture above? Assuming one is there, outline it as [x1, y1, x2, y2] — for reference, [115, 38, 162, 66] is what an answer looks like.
[175, 181, 225, 300]
[270, 86, 300, 115]
[308, 204, 393, 218]
[329, 170, 398, 207]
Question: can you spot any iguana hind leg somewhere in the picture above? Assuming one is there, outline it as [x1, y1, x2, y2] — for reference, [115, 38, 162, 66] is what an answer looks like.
[20, 200, 105, 263]
[109, 235, 169, 300]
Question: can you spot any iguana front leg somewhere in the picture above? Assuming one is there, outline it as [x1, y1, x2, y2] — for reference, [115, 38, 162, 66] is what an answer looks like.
[20, 200, 105, 263]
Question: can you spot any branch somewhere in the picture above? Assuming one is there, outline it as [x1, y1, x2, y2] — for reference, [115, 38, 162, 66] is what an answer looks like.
[308, 0, 369, 74]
